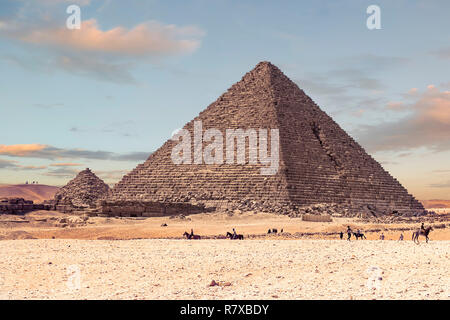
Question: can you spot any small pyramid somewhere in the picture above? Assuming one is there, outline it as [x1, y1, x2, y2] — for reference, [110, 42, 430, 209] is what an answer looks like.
[54, 168, 110, 208]
[108, 61, 424, 216]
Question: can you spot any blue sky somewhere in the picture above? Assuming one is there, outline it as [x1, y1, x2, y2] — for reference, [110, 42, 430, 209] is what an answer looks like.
[0, 0, 449, 200]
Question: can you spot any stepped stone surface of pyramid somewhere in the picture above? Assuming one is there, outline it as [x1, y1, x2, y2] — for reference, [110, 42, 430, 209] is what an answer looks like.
[107, 62, 425, 217]
[54, 168, 110, 209]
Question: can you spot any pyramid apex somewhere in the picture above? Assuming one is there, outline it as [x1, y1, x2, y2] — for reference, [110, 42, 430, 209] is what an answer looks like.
[254, 61, 280, 71]
[78, 168, 92, 175]
[242, 61, 287, 84]
[76, 168, 100, 179]
[256, 60, 273, 66]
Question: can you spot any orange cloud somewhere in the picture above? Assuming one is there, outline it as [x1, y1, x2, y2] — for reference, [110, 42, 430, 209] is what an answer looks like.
[386, 101, 405, 111]
[0, 144, 47, 156]
[408, 88, 418, 94]
[0, 144, 147, 161]
[419, 90, 450, 125]
[357, 86, 450, 152]
[19, 19, 204, 57]
[18, 165, 47, 170]
[50, 163, 82, 167]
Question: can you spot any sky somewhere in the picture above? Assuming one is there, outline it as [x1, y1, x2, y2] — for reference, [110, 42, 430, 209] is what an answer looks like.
[0, 0, 449, 200]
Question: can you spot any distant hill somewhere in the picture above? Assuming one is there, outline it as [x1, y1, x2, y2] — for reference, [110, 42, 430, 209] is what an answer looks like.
[421, 199, 450, 209]
[0, 184, 60, 203]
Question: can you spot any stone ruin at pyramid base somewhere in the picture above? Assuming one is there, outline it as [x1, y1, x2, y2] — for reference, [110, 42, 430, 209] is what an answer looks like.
[0, 196, 428, 219]
[99, 200, 213, 217]
[0, 198, 54, 215]
[94, 197, 427, 219]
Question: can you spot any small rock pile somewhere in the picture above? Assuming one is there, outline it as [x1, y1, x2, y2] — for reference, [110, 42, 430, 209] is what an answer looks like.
[223, 199, 296, 215]
[54, 168, 110, 210]
[223, 200, 351, 217]
[55, 215, 90, 228]
[222, 200, 428, 219]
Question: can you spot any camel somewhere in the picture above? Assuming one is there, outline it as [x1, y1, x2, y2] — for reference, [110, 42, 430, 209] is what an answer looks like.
[412, 226, 433, 244]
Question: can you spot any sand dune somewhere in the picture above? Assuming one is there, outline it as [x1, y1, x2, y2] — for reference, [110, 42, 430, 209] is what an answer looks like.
[0, 184, 59, 203]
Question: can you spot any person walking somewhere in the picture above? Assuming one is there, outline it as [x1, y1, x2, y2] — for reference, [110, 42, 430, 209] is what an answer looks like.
[346, 226, 352, 241]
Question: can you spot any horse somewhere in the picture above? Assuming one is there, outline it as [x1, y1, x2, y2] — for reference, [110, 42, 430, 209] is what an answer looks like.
[412, 226, 433, 244]
[353, 232, 367, 240]
[226, 232, 244, 240]
[183, 231, 201, 240]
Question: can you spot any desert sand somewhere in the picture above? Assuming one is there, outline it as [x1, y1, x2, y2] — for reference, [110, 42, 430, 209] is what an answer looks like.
[0, 239, 448, 300]
[1, 211, 448, 300]
[0, 210, 449, 240]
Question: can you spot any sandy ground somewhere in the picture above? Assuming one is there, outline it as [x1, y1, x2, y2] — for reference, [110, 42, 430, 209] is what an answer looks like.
[1, 210, 449, 240]
[0, 239, 448, 300]
[1, 212, 448, 300]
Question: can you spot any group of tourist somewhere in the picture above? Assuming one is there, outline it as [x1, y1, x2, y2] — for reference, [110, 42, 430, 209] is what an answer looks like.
[185, 228, 241, 240]
[188, 223, 429, 241]
[340, 223, 428, 241]
[339, 226, 366, 240]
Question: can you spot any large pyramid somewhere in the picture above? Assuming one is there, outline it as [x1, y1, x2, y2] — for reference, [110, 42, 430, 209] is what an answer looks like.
[107, 62, 424, 216]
